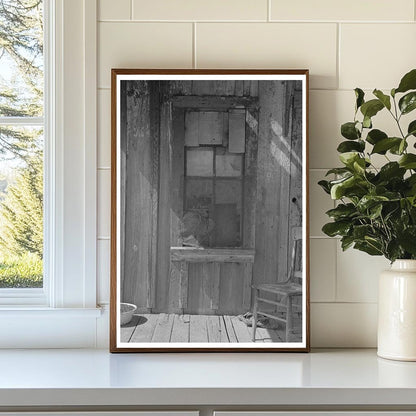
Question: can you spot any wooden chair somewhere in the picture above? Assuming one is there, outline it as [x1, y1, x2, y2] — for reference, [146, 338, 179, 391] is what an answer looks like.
[252, 227, 303, 342]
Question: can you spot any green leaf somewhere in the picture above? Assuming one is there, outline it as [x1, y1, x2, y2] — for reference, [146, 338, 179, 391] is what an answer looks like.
[322, 221, 351, 237]
[373, 89, 391, 110]
[395, 69, 416, 94]
[366, 129, 387, 145]
[352, 224, 373, 239]
[325, 167, 352, 176]
[339, 151, 360, 167]
[399, 154, 416, 169]
[399, 91, 416, 115]
[357, 195, 389, 211]
[330, 175, 361, 199]
[371, 137, 402, 154]
[354, 241, 383, 256]
[407, 120, 416, 137]
[318, 180, 331, 194]
[386, 240, 402, 262]
[341, 235, 355, 251]
[341, 122, 361, 140]
[398, 227, 416, 255]
[390, 139, 408, 155]
[369, 203, 383, 219]
[360, 99, 384, 119]
[337, 140, 365, 153]
[355, 88, 365, 110]
[326, 203, 356, 220]
[377, 162, 406, 181]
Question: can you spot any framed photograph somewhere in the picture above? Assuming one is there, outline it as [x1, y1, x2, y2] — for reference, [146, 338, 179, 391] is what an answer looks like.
[110, 69, 310, 352]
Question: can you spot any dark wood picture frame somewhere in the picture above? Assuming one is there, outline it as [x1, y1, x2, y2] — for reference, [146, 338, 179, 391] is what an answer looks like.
[110, 69, 310, 352]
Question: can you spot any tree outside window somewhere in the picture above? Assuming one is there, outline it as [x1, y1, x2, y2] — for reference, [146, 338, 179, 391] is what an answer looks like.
[0, 0, 44, 288]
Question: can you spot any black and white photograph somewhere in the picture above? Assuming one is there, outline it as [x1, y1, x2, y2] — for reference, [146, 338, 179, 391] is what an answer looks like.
[110, 70, 309, 352]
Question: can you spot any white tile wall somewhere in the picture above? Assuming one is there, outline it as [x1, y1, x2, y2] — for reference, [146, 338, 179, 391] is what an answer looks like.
[270, 0, 415, 22]
[132, 0, 268, 21]
[96, 0, 416, 347]
[97, 89, 111, 168]
[196, 23, 338, 89]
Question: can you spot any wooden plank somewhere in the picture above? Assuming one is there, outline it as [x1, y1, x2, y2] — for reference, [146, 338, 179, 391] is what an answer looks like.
[151, 313, 175, 342]
[254, 326, 282, 343]
[119, 81, 127, 300]
[192, 80, 213, 95]
[225, 80, 236, 95]
[120, 314, 141, 343]
[218, 263, 245, 315]
[243, 109, 259, 249]
[170, 314, 190, 342]
[186, 263, 217, 314]
[169, 261, 188, 311]
[149, 83, 160, 308]
[207, 315, 221, 342]
[199, 112, 224, 145]
[254, 80, 289, 288]
[180, 260, 189, 309]
[228, 109, 246, 153]
[190, 314, 208, 342]
[185, 111, 199, 146]
[170, 108, 185, 246]
[243, 80, 251, 96]
[242, 263, 253, 311]
[168, 80, 192, 95]
[223, 315, 238, 343]
[288, 87, 303, 285]
[230, 315, 252, 343]
[171, 95, 258, 109]
[130, 313, 159, 343]
[210, 262, 221, 310]
[250, 80, 259, 96]
[219, 316, 230, 342]
[154, 101, 172, 311]
[123, 81, 158, 310]
[235, 80, 244, 96]
[171, 247, 255, 263]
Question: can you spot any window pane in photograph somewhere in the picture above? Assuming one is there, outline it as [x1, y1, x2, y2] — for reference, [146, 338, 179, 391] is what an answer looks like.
[0, 0, 44, 289]
[214, 180, 242, 247]
[215, 152, 243, 177]
[186, 148, 213, 177]
[182, 178, 214, 247]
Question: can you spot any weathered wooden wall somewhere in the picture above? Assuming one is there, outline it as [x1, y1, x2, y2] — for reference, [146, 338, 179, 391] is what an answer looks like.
[253, 80, 302, 286]
[121, 79, 302, 314]
[121, 81, 159, 312]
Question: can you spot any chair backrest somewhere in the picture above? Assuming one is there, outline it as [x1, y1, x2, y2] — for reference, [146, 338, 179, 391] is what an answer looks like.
[290, 227, 303, 282]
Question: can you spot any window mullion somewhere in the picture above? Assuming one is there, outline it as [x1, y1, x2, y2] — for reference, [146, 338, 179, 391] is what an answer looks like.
[0, 117, 45, 126]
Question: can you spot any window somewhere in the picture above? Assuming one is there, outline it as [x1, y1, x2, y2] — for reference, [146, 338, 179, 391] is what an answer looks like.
[0, 0, 44, 290]
[182, 110, 246, 248]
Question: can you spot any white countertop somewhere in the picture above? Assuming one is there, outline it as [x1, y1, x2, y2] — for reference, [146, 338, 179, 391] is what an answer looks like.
[0, 348, 416, 407]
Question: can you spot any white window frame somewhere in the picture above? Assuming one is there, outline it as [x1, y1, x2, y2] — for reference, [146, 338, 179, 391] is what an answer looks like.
[0, 0, 101, 347]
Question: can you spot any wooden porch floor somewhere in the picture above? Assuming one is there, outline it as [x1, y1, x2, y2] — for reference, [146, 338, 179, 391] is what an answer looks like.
[121, 313, 302, 343]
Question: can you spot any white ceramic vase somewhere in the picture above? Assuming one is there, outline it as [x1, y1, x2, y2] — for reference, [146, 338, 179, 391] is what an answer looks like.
[378, 259, 416, 361]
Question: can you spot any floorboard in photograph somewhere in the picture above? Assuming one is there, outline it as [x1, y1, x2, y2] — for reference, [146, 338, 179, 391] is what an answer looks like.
[121, 313, 301, 344]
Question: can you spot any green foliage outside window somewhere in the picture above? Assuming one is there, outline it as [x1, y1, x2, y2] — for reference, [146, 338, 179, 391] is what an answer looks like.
[0, 0, 44, 288]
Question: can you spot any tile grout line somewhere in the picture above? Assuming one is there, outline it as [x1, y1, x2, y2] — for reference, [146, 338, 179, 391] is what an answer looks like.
[333, 230, 338, 303]
[130, 0, 133, 20]
[192, 22, 197, 68]
[336, 22, 340, 90]
[267, 0, 271, 22]
[97, 19, 415, 24]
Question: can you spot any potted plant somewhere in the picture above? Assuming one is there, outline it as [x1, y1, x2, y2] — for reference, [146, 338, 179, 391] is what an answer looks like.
[319, 68, 416, 361]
